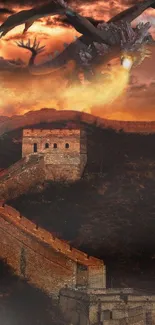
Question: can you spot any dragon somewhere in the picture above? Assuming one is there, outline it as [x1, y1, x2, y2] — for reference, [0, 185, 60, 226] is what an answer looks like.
[1, 0, 155, 77]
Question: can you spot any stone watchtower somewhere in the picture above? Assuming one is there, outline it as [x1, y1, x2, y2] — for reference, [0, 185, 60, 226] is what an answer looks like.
[22, 128, 87, 181]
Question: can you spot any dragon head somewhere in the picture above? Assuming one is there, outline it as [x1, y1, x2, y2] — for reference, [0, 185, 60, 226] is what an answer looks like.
[120, 21, 151, 70]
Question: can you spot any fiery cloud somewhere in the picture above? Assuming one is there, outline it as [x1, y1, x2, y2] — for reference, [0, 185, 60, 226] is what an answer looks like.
[58, 66, 130, 112]
[0, 63, 130, 116]
[0, 0, 155, 120]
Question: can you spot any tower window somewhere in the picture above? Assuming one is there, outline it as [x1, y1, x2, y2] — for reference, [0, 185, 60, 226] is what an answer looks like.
[33, 143, 37, 153]
[45, 143, 49, 149]
[53, 143, 57, 149]
[65, 143, 69, 149]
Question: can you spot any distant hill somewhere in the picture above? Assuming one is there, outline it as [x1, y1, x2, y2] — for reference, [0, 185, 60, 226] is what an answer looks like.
[1, 108, 155, 136]
[0, 116, 9, 123]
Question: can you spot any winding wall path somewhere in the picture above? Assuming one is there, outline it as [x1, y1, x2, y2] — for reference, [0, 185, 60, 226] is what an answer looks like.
[1, 108, 155, 136]
[0, 203, 105, 297]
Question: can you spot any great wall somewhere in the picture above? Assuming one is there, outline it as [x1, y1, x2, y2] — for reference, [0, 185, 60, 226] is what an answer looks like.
[1, 108, 155, 324]
[1, 108, 155, 136]
[0, 155, 45, 200]
[0, 110, 105, 304]
[0, 202, 106, 298]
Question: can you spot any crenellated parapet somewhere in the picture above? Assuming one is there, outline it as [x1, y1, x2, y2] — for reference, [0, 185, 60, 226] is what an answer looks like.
[22, 127, 87, 181]
[1, 109, 155, 137]
[0, 202, 106, 297]
[0, 155, 45, 201]
[0, 203, 103, 267]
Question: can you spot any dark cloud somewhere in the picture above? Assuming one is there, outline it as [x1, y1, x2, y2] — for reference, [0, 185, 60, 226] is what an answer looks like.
[0, 0, 151, 7]
[0, 0, 108, 6]
[0, 7, 14, 14]
[120, 0, 136, 5]
[126, 81, 155, 107]
[0, 0, 38, 5]
[0, 0, 69, 5]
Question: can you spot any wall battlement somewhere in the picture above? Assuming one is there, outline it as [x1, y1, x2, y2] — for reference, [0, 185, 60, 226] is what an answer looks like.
[0, 203, 106, 296]
[0, 203, 103, 267]
[23, 129, 81, 137]
[22, 128, 87, 181]
[2, 109, 155, 137]
[0, 155, 45, 201]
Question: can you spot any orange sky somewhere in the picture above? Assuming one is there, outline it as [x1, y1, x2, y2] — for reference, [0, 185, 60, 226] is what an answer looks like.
[1, 1, 155, 61]
[0, 0, 155, 120]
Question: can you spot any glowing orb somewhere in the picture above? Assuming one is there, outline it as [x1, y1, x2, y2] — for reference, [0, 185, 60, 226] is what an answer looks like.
[122, 57, 133, 70]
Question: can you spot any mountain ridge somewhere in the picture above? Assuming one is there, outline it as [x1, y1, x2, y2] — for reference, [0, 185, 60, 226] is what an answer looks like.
[1, 108, 155, 135]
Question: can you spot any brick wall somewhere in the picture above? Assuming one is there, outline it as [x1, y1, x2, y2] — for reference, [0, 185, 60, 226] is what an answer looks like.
[95, 117, 155, 134]
[104, 316, 145, 325]
[45, 164, 81, 181]
[2, 109, 155, 137]
[0, 155, 45, 201]
[22, 128, 87, 181]
[59, 288, 90, 325]
[0, 204, 105, 298]
[59, 289, 155, 325]
[22, 129, 84, 156]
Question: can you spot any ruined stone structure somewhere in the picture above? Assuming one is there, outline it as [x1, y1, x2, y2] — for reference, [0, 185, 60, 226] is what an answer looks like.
[0, 203, 106, 298]
[22, 128, 87, 181]
[59, 287, 155, 325]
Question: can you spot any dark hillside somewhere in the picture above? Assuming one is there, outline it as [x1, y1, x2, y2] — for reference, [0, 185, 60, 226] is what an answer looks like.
[0, 261, 65, 325]
[1, 115, 155, 291]
[2, 119, 155, 171]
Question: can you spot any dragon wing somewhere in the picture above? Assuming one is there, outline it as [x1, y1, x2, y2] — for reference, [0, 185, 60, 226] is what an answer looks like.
[0, 0, 111, 45]
[60, 16, 105, 28]
[1, 0, 155, 38]
[108, 0, 155, 23]
[64, 9, 110, 44]
[0, 0, 66, 37]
